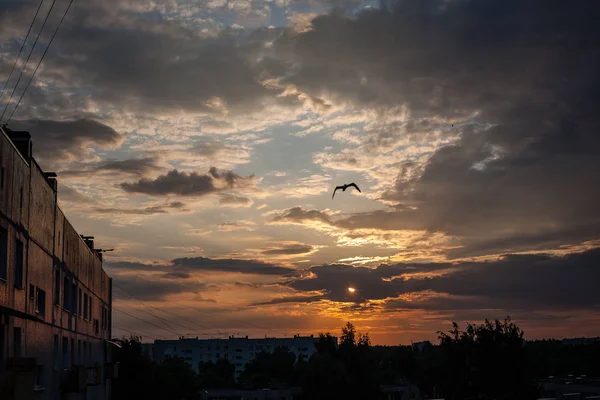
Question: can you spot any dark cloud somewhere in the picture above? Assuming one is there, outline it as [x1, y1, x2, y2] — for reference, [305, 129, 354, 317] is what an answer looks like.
[277, 0, 600, 256]
[120, 168, 255, 196]
[218, 193, 252, 206]
[162, 271, 191, 279]
[104, 261, 165, 272]
[60, 156, 162, 177]
[92, 202, 187, 216]
[172, 257, 297, 276]
[252, 295, 324, 306]
[106, 256, 296, 276]
[8, 119, 123, 166]
[113, 274, 205, 300]
[261, 244, 314, 255]
[271, 207, 333, 225]
[279, 249, 600, 312]
[28, 3, 287, 116]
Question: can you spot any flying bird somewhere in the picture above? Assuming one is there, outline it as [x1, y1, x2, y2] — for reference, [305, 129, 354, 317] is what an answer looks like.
[332, 182, 361, 199]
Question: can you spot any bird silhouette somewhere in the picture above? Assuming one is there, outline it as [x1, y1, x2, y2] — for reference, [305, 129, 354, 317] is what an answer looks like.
[332, 182, 361, 199]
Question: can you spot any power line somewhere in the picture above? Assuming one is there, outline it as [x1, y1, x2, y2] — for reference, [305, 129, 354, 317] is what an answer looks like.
[4, 0, 75, 125]
[113, 284, 219, 337]
[113, 306, 182, 337]
[113, 283, 228, 338]
[0, 0, 45, 102]
[112, 325, 158, 341]
[0, 0, 59, 123]
[113, 285, 186, 334]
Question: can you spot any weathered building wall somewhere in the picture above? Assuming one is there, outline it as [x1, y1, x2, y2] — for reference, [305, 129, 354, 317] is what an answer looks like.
[0, 127, 113, 400]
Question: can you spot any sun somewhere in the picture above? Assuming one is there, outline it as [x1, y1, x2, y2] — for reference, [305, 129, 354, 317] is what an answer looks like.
[348, 287, 356, 293]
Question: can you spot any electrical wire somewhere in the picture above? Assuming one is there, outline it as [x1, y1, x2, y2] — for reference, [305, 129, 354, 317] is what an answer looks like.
[0, 0, 45, 102]
[112, 325, 158, 341]
[113, 306, 182, 337]
[4, 0, 76, 124]
[113, 284, 222, 337]
[0, 0, 59, 123]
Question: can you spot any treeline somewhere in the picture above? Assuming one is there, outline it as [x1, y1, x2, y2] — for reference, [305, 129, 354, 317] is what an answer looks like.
[112, 318, 600, 400]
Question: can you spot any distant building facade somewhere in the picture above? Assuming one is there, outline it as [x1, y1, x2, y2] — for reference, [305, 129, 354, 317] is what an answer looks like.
[0, 127, 114, 399]
[153, 335, 325, 378]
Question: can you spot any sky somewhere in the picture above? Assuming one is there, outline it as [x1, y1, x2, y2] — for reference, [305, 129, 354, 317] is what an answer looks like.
[1, 0, 599, 345]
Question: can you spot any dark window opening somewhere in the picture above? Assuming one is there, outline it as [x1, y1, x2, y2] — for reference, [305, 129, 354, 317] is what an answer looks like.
[13, 327, 22, 357]
[62, 337, 68, 368]
[63, 276, 69, 309]
[29, 284, 35, 299]
[0, 227, 7, 281]
[54, 270, 60, 305]
[36, 288, 46, 317]
[78, 288, 82, 316]
[14, 239, 23, 288]
[71, 282, 77, 313]
[53, 335, 59, 369]
[84, 294, 88, 320]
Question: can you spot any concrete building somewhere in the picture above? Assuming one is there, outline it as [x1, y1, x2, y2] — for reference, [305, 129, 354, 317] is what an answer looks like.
[153, 335, 325, 378]
[0, 127, 114, 400]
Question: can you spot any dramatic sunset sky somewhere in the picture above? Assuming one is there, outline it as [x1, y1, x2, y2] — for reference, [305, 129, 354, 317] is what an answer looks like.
[1, 0, 599, 344]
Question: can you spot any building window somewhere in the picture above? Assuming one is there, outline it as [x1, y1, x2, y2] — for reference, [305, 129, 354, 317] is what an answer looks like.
[83, 294, 88, 319]
[36, 288, 46, 317]
[34, 364, 44, 390]
[89, 297, 92, 320]
[13, 327, 22, 357]
[14, 239, 23, 288]
[94, 319, 99, 335]
[63, 276, 69, 309]
[71, 338, 75, 365]
[71, 282, 77, 313]
[29, 284, 35, 299]
[62, 337, 68, 368]
[0, 227, 7, 281]
[78, 288, 82, 317]
[78, 340, 82, 364]
[53, 335, 59, 369]
[54, 270, 60, 305]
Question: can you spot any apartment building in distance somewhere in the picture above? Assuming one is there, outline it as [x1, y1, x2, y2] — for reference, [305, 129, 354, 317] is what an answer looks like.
[0, 127, 114, 400]
[152, 335, 325, 378]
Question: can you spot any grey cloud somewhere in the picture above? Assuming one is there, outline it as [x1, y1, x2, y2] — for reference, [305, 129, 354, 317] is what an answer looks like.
[252, 295, 324, 306]
[261, 244, 314, 255]
[279, 0, 600, 256]
[280, 249, 600, 312]
[8, 119, 123, 167]
[271, 207, 333, 225]
[162, 271, 191, 279]
[106, 256, 296, 276]
[172, 257, 297, 276]
[34, 4, 286, 115]
[113, 274, 205, 300]
[92, 202, 187, 216]
[120, 168, 255, 196]
[218, 193, 252, 206]
[61, 156, 162, 177]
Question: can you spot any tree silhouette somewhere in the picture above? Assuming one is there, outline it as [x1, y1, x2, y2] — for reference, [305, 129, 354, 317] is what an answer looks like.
[438, 317, 537, 400]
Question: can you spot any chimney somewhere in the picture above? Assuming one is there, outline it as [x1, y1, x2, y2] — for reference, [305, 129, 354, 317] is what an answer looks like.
[81, 235, 94, 251]
[6, 130, 33, 161]
[44, 172, 57, 191]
